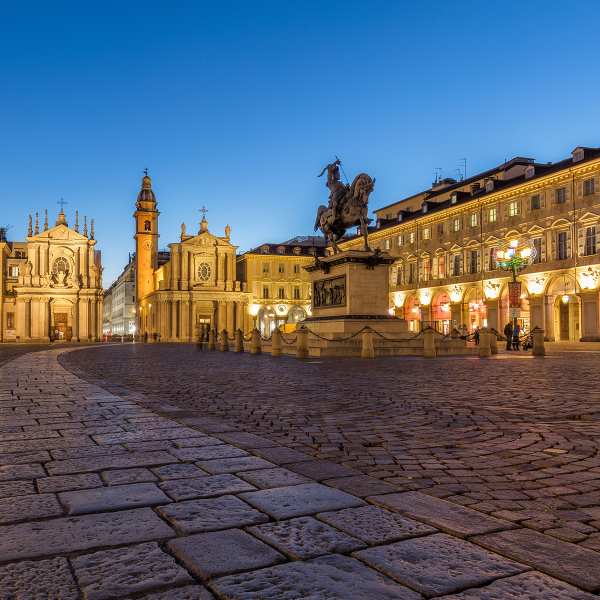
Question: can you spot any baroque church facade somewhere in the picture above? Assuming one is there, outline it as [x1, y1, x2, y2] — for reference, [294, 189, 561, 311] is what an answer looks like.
[1, 209, 104, 342]
[134, 173, 251, 341]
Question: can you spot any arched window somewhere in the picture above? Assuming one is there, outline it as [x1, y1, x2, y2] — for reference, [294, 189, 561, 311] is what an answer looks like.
[197, 262, 211, 282]
[52, 257, 69, 275]
[144, 220, 151, 231]
[293, 247, 301, 255]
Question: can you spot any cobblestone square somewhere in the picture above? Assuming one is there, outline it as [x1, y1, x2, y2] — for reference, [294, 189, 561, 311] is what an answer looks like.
[0, 342, 599, 598]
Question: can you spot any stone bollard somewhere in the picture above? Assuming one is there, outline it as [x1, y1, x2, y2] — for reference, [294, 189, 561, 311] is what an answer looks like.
[532, 326, 546, 356]
[220, 330, 229, 351]
[423, 326, 436, 358]
[296, 325, 309, 359]
[234, 329, 244, 353]
[478, 327, 491, 357]
[450, 328, 460, 340]
[208, 329, 216, 351]
[361, 328, 374, 358]
[490, 329, 498, 355]
[271, 328, 282, 357]
[251, 328, 262, 355]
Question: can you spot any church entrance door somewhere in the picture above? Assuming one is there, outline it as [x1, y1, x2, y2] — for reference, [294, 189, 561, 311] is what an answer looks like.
[559, 302, 570, 340]
[52, 313, 71, 341]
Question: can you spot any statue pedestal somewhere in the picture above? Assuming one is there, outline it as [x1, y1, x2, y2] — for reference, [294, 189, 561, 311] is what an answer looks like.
[302, 250, 408, 338]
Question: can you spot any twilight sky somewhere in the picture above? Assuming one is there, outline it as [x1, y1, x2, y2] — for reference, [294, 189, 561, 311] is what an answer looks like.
[1, 1, 599, 284]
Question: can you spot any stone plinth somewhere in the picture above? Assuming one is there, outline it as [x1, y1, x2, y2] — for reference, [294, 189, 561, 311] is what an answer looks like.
[302, 250, 408, 337]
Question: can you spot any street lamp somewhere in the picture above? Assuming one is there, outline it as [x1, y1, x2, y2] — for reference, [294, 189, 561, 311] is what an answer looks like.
[492, 237, 537, 326]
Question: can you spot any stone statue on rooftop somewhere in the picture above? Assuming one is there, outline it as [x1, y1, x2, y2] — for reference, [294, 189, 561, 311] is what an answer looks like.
[314, 159, 375, 253]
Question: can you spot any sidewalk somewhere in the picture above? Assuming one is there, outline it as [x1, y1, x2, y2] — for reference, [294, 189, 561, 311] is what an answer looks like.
[0, 347, 599, 599]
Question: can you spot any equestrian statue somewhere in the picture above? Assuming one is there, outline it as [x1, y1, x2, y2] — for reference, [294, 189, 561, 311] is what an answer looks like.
[313, 159, 375, 254]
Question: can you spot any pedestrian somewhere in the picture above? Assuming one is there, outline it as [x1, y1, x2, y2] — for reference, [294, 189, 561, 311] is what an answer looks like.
[459, 324, 468, 340]
[512, 322, 520, 350]
[143, 331, 148, 344]
[504, 322, 513, 351]
[474, 326, 480, 346]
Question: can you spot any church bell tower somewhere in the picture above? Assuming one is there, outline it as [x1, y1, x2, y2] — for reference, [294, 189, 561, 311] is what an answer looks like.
[133, 170, 160, 305]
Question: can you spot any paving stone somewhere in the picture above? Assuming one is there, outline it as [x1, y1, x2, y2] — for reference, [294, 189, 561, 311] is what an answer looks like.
[46, 450, 180, 474]
[0, 492, 63, 524]
[124, 440, 177, 451]
[0, 479, 36, 497]
[438, 571, 598, 599]
[169, 445, 249, 462]
[239, 482, 366, 520]
[38, 473, 104, 493]
[157, 494, 269, 533]
[72, 541, 193, 600]
[249, 445, 317, 464]
[59, 482, 172, 514]
[50, 445, 129, 460]
[546, 527, 588, 543]
[159, 473, 257, 500]
[102, 467, 159, 485]
[216, 431, 279, 448]
[284, 460, 362, 481]
[209, 554, 421, 599]
[0, 462, 46, 481]
[472, 528, 600, 592]
[0, 450, 51, 465]
[169, 529, 285, 580]
[0, 507, 175, 562]
[152, 463, 208, 480]
[318, 505, 438, 544]
[0, 436, 94, 454]
[197, 456, 276, 474]
[369, 491, 518, 538]
[323, 474, 402, 498]
[93, 427, 204, 445]
[171, 436, 223, 448]
[134, 586, 215, 600]
[248, 516, 368, 559]
[236, 467, 314, 489]
[354, 533, 530, 597]
[0, 557, 78, 600]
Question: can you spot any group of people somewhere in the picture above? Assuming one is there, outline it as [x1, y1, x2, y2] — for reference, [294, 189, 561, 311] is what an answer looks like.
[503, 321, 522, 350]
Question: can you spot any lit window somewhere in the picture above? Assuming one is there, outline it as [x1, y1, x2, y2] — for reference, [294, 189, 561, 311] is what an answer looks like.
[489, 208, 497, 222]
[10, 266, 19, 277]
[439, 256, 445, 278]
[452, 218, 461, 232]
[423, 259, 430, 280]
[557, 187, 567, 203]
[423, 228, 430, 240]
[397, 235, 403, 246]
[469, 214, 478, 227]
[584, 178, 595, 196]
[384, 239, 390, 250]
[451, 194, 457, 204]
[558, 232, 568, 260]
[531, 195, 541, 211]
[408, 232, 416, 244]
[508, 201, 518, 217]
[585, 226, 597, 256]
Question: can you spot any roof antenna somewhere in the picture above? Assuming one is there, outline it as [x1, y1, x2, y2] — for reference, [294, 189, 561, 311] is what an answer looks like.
[454, 168, 463, 182]
[459, 158, 467, 180]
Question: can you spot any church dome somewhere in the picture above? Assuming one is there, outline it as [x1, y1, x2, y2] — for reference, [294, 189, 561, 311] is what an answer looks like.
[136, 172, 156, 204]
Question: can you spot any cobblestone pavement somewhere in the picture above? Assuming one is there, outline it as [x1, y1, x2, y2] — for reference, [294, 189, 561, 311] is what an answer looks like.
[0, 343, 61, 368]
[1, 345, 599, 598]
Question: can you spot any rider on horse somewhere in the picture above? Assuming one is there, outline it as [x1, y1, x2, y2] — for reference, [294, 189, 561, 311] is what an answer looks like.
[319, 160, 349, 223]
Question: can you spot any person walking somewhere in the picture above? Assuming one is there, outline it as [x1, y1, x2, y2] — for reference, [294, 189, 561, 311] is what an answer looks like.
[504, 322, 513, 351]
[473, 326, 480, 345]
[512, 322, 521, 350]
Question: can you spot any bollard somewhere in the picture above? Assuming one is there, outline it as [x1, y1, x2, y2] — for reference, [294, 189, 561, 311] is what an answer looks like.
[423, 326, 436, 358]
[490, 329, 498, 355]
[208, 328, 216, 351]
[361, 328, 374, 358]
[531, 326, 545, 356]
[296, 325, 309, 359]
[220, 330, 229, 351]
[450, 328, 460, 340]
[251, 329, 262, 355]
[234, 329, 244, 353]
[478, 326, 491, 357]
[271, 328, 282, 357]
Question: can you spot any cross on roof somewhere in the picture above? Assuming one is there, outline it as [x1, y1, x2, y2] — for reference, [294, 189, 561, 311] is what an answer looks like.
[144, 168, 149, 177]
[57, 198, 68, 209]
[199, 206, 209, 216]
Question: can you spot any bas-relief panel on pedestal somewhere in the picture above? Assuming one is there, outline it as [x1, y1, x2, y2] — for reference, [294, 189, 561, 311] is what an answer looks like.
[313, 276, 346, 309]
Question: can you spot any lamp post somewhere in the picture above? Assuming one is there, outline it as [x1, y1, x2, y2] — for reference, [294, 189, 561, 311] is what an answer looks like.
[492, 238, 536, 327]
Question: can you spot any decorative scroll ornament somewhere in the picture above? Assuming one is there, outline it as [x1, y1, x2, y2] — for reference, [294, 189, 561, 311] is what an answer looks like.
[419, 291, 432, 305]
[484, 282, 501, 298]
[581, 267, 600, 290]
[449, 285, 462, 302]
[528, 276, 547, 295]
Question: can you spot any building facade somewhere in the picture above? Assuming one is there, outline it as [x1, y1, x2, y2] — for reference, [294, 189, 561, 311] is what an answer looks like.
[339, 146, 600, 342]
[1, 210, 103, 342]
[236, 237, 327, 334]
[103, 259, 136, 336]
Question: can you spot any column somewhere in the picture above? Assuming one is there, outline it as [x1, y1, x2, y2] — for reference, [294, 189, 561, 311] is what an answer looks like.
[217, 301, 226, 332]
[24, 300, 31, 340]
[225, 254, 234, 291]
[80, 299, 89, 340]
[235, 301, 245, 333]
[450, 302, 461, 330]
[181, 253, 189, 291]
[217, 254, 225, 286]
[73, 301, 79, 341]
[171, 300, 178, 340]
[30, 299, 40, 340]
[189, 300, 195, 342]
[180, 300, 190, 342]
[485, 299, 499, 331]
[171, 252, 179, 291]
[420, 305, 430, 326]
[42, 300, 50, 342]
[15, 300, 26, 340]
[544, 296, 555, 341]
[528, 297, 544, 331]
[226, 301, 235, 333]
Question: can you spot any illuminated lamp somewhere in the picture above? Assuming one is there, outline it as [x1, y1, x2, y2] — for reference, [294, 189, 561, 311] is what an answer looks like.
[562, 295, 569, 303]
[388, 307, 394, 315]
[249, 305, 260, 316]
[510, 240, 519, 248]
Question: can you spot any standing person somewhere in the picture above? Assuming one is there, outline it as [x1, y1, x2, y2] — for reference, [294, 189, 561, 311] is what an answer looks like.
[474, 326, 480, 346]
[512, 322, 520, 350]
[459, 324, 468, 340]
[504, 322, 513, 351]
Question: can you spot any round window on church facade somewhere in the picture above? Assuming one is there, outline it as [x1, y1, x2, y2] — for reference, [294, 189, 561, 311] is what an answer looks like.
[52, 257, 69, 275]
[197, 262, 211, 282]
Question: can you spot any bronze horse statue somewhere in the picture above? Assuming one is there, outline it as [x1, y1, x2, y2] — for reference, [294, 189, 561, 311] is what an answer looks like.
[314, 160, 375, 254]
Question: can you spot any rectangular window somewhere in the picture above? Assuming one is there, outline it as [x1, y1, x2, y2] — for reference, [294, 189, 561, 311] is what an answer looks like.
[453, 254, 460, 276]
[558, 232, 568, 260]
[423, 259, 430, 279]
[293, 287, 300, 300]
[262, 263, 269, 274]
[263, 286, 269, 299]
[531, 195, 541, 211]
[469, 213, 478, 227]
[452, 218, 461, 232]
[469, 250, 478, 273]
[489, 208, 497, 222]
[585, 179, 595, 196]
[533, 237, 542, 263]
[439, 256, 445, 278]
[397, 235, 403, 246]
[384, 239, 390, 250]
[9, 266, 19, 277]
[489, 247, 495, 270]
[278, 288, 285, 299]
[508, 201, 518, 217]
[6, 313, 14, 328]
[585, 226, 597, 255]
[557, 187, 567, 203]
[408, 263, 417, 284]
[437, 224, 444, 236]
[294, 264, 300, 274]
[423, 228, 430, 240]
[408, 232, 416, 244]
[278, 263, 285, 274]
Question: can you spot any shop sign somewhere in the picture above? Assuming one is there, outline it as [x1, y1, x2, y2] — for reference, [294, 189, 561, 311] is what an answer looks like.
[508, 307, 521, 318]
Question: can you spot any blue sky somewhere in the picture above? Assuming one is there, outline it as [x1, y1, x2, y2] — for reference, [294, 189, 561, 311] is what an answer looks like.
[1, 2, 599, 284]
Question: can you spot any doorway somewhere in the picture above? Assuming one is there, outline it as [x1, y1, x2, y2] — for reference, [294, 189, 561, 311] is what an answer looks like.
[51, 313, 71, 342]
[559, 302, 569, 340]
